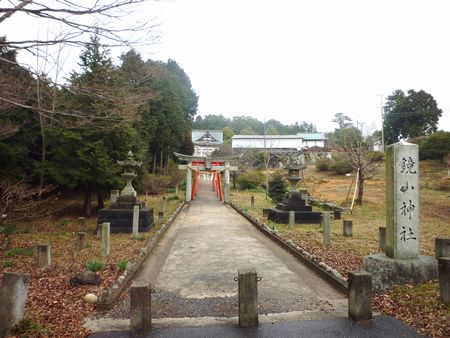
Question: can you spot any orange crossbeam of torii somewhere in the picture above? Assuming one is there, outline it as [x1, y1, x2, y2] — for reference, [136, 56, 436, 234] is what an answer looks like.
[174, 152, 238, 203]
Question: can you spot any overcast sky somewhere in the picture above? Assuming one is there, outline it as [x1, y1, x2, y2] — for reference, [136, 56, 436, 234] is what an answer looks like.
[4, 0, 450, 133]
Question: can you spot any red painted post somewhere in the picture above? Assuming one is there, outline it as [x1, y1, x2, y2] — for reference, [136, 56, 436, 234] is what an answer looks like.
[212, 172, 216, 191]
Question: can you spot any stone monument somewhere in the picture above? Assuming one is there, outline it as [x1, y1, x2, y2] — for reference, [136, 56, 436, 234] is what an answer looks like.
[363, 142, 437, 291]
[97, 151, 154, 233]
[267, 152, 321, 224]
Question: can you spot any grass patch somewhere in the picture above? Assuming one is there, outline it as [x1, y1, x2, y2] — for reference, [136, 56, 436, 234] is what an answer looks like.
[0, 224, 17, 235]
[3, 259, 14, 267]
[5, 247, 34, 257]
[9, 318, 52, 337]
[86, 260, 104, 272]
[131, 235, 145, 241]
[118, 259, 128, 272]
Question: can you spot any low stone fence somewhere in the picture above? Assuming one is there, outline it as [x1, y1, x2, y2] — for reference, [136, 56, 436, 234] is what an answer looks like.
[230, 203, 348, 294]
[96, 202, 185, 310]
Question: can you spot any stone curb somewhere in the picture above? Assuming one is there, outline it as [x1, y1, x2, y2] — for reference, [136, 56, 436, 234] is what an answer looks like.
[229, 203, 348, 294]
[96, 202, 186, 311]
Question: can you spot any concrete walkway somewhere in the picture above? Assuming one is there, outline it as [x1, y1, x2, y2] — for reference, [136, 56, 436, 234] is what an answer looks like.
[86, 179, 423, 337]
[87, 179, 347, 328]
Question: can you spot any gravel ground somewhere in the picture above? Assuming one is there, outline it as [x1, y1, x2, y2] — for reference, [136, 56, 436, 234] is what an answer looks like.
[107, 288, 329, 319]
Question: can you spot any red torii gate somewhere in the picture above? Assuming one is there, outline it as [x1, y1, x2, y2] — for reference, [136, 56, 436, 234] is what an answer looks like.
[174, 153, 237, 203]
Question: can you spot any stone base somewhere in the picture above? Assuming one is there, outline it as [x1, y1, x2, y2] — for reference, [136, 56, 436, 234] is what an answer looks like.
[267, 208, 321, 224]
[97, 208, 154, 233]
[362, 254, 438, 292]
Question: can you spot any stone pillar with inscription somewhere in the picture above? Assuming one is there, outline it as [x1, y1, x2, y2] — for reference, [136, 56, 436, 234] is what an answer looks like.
[362, 142, 437, 291]
[385, 142, 419, 259]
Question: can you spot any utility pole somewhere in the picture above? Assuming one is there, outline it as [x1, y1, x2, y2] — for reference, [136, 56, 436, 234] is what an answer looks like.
[377, 94, 385, 152]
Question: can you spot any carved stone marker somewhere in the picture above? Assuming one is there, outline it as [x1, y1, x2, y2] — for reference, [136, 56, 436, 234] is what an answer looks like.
[76, 232, 87, 251]
[250, 196, 255, 209]
[363, 142, 437, 291]
[288, 211, 295, 229]
[322, 212, 331, 247]
[438, 258, 450, 304]
[386, 142, 419, 259]
[238, 268, 258, 328]
[0, 272, 30, 337]
[110, 190, 119, 203]
[37, 244, 51, 267]
[343, 220, 353, 237]
[435, 238, 450, 258]
[132, 205, 139, 236]
[102, 222, 110, 256]
[379, 227, 386, 252]
[158, 211, 164, 225]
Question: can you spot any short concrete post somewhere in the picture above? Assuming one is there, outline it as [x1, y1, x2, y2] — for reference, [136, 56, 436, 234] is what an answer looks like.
[379, 227, 386, 253]
[322, 212, 331, 247]
[76, 232, 87, 251]
[175, 184, 179, 194]
[250, 196, 255, 209]
[348, 270, 372, 321]
[0, 272, 31, 337]
[110, 190, 119, 203]
[37, 244, 51, 267]
[158, 211, 164, 225]
[334, 210, 341, 220]
[237, 268, 259, 328]
[78, 217, 85, 231]
[343, 220, 353, 237]
[438, 257, 450, 304]
[262, 208, 268, 217]
[289, 211, 295, 229]
[435, 238, 450, 258]
[132, 204, 140, 236]
[130, 283, 152, 335]
[162, 196, 167, 214]
[102, 222, 110, 257]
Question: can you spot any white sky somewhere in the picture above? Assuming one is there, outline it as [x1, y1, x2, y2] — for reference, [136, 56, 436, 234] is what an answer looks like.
[3, 0, 450, 133]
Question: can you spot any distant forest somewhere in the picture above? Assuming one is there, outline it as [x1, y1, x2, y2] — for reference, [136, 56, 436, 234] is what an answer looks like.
[193, 115, 317, 136]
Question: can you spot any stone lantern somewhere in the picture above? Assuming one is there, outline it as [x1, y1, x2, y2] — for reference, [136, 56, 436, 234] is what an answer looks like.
[117, 150, 142, 197]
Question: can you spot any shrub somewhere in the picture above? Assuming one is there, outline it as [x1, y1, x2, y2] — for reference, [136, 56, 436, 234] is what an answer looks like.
[237, 170, 265, 190]
[316, 158, 332, 172]
[167, 195, 179, 201]
[87, 260, 104, 272]
[329, 159, 353, 175]
[268, 171, 288, 204]
[143, 174, 172, 195]
[118, 260, 128, 272]
[419, 131, 450, 162]
[132, 235, 145, 241]
[366, 151, 384, 162]
[59, 218, 70, 227]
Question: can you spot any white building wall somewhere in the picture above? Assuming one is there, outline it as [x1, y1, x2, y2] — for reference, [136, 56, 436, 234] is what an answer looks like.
[232, 137, 303, 149]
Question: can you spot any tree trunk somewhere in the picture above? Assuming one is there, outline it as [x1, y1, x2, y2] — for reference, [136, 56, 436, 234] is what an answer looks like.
[83, 189, 92, 217]
[160, 149, 164, 171]
[152, 152, 157, 174]
[356, 168, 364, 206]
[97, 193, 104, 210]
